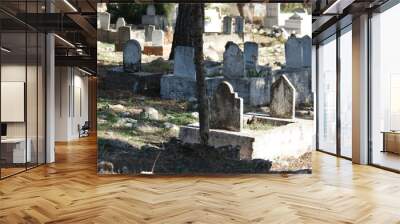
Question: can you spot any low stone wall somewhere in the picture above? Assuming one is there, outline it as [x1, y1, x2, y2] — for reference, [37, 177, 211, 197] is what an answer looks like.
[160, 75, 223, 100]
[179, 126, 255, 160]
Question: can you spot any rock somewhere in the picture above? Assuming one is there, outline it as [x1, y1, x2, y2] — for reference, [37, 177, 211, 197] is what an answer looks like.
[121, 111, 130, 117]
[112, 118, 137, 128]
[191, 112, 199, 119]
[140, 107, 159, 120]
[164, 122, 179, 135]
[110, 104, 126, 113]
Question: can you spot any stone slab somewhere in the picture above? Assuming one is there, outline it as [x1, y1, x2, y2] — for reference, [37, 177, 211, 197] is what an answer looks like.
[123, 39, 141, 72]
[223, 43, 245, 79]
[174, 46, 196, 81]
[179, 126, 254, 160]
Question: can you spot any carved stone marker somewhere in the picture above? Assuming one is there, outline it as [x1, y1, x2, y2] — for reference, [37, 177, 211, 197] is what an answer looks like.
[223, 16, 232, 34]
[285, 35, 311, 68]
[174, 46, 196, 81]
[98, 12, 110, 30]
[123, 40, 141, 72]
[235, 16, 244, 34]
[145, 25, 155, 42]
[269, 75, 296, 119]
[223, 43, 245, 79]
[116, 17, 126, 30]
[152, 30, 164, 46]
[244, 42, 258, 72]
[210, 81, 243, 132]
[146, 4, 156, 16]
[118, 26, 131, 46]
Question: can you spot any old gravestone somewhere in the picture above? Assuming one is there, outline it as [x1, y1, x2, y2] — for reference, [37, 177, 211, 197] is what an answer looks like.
[210, 81, 243, 132]
[152, 30, 164, 46]
[145, 25, 155, 42]
[118, 26, 132, 47]
[174, 46, 196, 81]
[301, 35, 312, 68]
[146, 4, 156, 16]
[244, 42, 259, 72]
[223, 16, 232, 34]
[285, 36, 303, 68]
[235, 16, 244, 34]
[116, 17, 126, 30]
[223, 43, 245, 79]
[269, 75, 296, 119]
[123, 40, 141, 72]
[98, 12, 110, 30]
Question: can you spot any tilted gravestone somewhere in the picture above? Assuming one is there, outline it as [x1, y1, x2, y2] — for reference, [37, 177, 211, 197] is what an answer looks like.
[244, 42, 259, 72]
[235, 16, 244, 34]
[98, 12, 110, 30]
[223, 43, 245, 79]
[210, 81, 243, 132]
[269, 75, 296, 119]
[174, 46, 196, 81]
[223, 16, 232, 34]
[123, 40, 141, 72]
[152, 30, 164, 46]
[116, 17, 126, 30]
[145, 25, 155, 42]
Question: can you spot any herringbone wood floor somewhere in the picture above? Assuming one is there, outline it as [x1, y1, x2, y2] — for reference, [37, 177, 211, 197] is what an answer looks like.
[1, 135, 400, 224]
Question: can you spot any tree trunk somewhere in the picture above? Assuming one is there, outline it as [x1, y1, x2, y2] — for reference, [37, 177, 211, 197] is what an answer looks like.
[169, 4, 193, 60]
[191, 4, 209, 145]
[169, 4, 209, 145]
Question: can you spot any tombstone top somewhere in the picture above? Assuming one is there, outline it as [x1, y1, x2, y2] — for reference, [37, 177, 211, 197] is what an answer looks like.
[174, 46, 196, 81]
[123, 39, 142, 72]
[151, 29, 164, 46]
[147, 4, 156, 16]
[223, 43, 245, 79]
[210, 81, 243, 132]
[269, 75, 296, 119]
[116, 17, 126, 29]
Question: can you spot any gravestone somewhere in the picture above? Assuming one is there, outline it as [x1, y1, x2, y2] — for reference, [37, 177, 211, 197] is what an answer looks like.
[235, 16, 244, 34]
[285, 35, 311, 68]
[118, 26, 131, 45]
[264, 3, 280, 28]
[123, 40, 142, 72]
[223, 43, 245, 79]
[244, 42, 258, 72]
[210, 81, 243, 132]
[301, 36, 312, 67]
[146, 4, 156, 16]
[98, 12, 110, 30]
[152, 30, 164, 46]
[284, 13, 302, 34]
[174, 46, 196, 81]
[145, 25, 155, 42]
[116, 17, 126, 30]
[285, 36, 303, 68]
[269, 75, 296, 119]
[223, 16, 232, 34]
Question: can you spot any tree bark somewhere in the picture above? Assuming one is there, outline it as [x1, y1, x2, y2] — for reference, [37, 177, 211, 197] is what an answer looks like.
[191, 4, 209, 145]
[169, 4, 193, 60]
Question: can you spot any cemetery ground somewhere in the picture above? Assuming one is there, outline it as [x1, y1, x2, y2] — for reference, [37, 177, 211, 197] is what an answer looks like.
[97, 61, 312, 174]
[97, 4, 313, 174]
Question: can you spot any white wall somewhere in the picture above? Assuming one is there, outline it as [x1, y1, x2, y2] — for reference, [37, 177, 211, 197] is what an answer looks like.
[55, 67, 89, 141]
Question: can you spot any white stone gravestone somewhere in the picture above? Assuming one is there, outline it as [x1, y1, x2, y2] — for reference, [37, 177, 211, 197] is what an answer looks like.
[116, 17, 126, 30]
[151, 30, 164, 46]
[98, 12, 110, 30]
